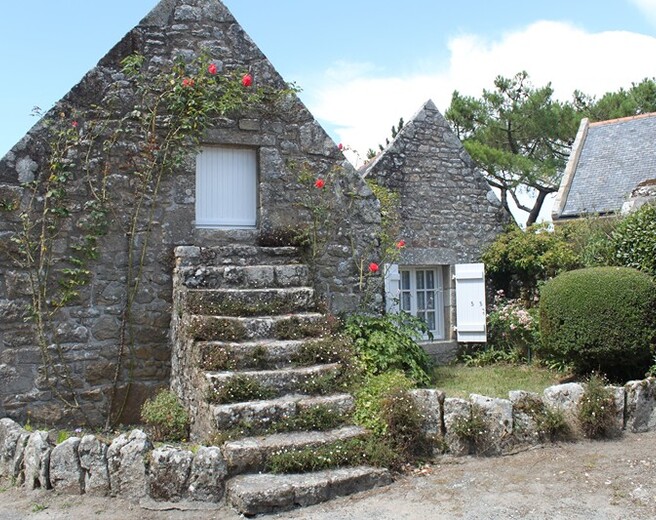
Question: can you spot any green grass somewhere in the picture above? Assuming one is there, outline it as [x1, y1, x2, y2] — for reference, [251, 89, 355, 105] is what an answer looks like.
[433, 364, 563, 398]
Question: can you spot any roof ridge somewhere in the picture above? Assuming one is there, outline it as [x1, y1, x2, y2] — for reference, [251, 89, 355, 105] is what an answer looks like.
[589, 111, 656, 127]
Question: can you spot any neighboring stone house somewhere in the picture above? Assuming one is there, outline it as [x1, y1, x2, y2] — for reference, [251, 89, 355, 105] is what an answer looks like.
[552, 112, 656, 222]
[363, 101, 510, 361]
[0, 0, 508, 430]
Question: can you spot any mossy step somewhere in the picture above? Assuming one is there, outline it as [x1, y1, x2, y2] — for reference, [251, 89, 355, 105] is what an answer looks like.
[222, 425, 368, 475]
[183, 287, 315, 317]
[178, 264, 311, 290]
[210, 393, 354, 431]
[226, 466, 392, 516]
[205, 363, 343, 402]
[197, 336, 346, 371]
[175, 245, 302, 268]
[185, 312, 331, 341]
[197, 339, 306, 371]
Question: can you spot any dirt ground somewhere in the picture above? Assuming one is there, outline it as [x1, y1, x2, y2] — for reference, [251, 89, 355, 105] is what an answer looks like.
[1, 431, 655, 520]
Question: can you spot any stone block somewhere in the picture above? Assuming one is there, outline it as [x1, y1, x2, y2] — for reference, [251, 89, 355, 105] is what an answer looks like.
[470, 394, 514, 455]
[0, 418, 28, 479]
[625, 378, 656, 433]
[543, 383, 585, 413]
[107, 429, 153, 499]
[409, 388, 444, 436]
[49, 437, 84, 494]
[79, 434, 110, 496]
[187, 446, 227, 502]
[24, 430, 52, 489]
[443, 397, 471, 456]
[148, 447, 193, 501]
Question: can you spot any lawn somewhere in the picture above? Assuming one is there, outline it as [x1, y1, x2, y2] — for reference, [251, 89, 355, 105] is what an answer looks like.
[432, 364, 564, 399]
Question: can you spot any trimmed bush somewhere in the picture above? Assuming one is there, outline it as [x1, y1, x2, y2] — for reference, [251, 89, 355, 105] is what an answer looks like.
[140, 389, 190, 442]
[538, 267, 656, 382]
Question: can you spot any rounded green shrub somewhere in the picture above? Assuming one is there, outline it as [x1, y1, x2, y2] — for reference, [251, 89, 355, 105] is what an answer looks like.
[140, 389, 190, 442]
[538, 266, 656, 382]
[611, 202, 656, 276]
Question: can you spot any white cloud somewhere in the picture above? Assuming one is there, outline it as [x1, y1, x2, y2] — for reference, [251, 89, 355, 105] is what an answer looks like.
[307, 21, 656, 162]
[629, 0, 656, 25]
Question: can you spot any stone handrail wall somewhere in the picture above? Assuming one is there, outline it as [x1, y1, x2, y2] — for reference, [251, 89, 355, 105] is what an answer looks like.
[0, 377, 654, 506]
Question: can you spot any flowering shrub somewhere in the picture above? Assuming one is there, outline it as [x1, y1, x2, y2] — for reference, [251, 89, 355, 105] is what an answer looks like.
[487, 291, 539, 361]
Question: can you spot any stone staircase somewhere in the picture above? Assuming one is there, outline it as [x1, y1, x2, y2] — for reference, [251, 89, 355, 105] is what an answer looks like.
[170, 245, 391, 515]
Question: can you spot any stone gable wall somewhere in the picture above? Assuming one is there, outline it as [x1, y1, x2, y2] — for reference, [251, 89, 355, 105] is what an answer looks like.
[0, 0, 380, 427]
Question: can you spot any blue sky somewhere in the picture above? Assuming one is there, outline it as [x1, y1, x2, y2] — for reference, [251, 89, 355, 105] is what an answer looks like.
[1, 0, 655, 167]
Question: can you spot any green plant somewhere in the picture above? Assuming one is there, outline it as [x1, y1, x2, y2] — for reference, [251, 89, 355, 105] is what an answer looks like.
[344, 312, 433, 386]
[450, 405, 491, 454]
[208, 375, 275, 405]
[482, 223, 580, 303]
[611, 202, 656, 276]
[539, 266, 656, 382]
[353, 371, 414, 437]
[140, 389, 190, 442]
[578, 374, 620, 439]
[485, 291, 540, 362]
[199, 345, 237, 371]
[380, 387, 431, 459]
[291, 335, 354, 366]
[265, 436, 400, 473]
[513, 395, 572, 442]
[460, 347, 520, 367]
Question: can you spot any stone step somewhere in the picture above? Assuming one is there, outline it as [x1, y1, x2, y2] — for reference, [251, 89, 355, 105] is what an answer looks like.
[175, 245, 302, 268]
[197, 339, 305, 371]
[196, 336, 346, 371]
[210, 393, 354, 431]
[177, 264, 311, 290]
[222, 426, 368, 475]
[206, 363, 342, 401]
[185, 312, 331, 341]
[226, 466, 392, 516]
[183, 287, 315, 317]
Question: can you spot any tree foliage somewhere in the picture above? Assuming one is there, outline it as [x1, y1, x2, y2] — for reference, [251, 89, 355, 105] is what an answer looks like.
[446, 71, 580, 226]
[574, 77, 656, 122]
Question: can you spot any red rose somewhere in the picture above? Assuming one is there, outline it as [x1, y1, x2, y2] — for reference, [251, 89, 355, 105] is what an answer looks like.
[396, 240, 406, 249]
[242, 73, 253, 87]
[182, 77, 195, 87]
[71, 120, 78, 128]
[368, 262, 379, 273]
[338, 143, 344, 151]
[208, 63, 217, 75]
[314, 178, 325, 189]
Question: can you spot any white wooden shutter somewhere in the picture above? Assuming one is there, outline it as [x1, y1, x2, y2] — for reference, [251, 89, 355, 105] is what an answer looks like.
[384, 263, 400, 313]
[196, 146, 257, 228]
[455, 263, 487, 342]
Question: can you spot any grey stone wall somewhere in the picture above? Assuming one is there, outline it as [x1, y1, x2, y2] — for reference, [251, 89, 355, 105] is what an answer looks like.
[1, 377, 655, 505]
[0, 0, 379, 427]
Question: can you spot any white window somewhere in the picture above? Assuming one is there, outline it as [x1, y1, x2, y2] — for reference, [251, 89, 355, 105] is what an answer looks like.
[399, 267, 445, 340]
[196, 146, 257, 228]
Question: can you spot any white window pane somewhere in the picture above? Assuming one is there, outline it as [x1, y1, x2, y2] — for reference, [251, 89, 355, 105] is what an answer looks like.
[427, 312, 436, 331]
[401, 292, 411, 310]
[416, 271, 425, 290]
[426, 270, 435, 289]
[427, 292, 435, 310]
[417, 292, 425, 310]
[401, 271, 410, 290]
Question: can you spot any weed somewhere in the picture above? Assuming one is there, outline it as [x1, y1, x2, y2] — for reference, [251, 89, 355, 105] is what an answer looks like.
[578, 374, 620, 439]
[208, 375, 275, 404]
[56, 430, 71, 444]
[140, 389, 190, 442]
[199, 345, 236, 371]
[514, 395, 573, 442]
[265, 436, 401, 473]
[32, 504, 48, 513]
[450, 405, 491, 455]
[380, 387, 432, 459]
[291, 335, 354, 366]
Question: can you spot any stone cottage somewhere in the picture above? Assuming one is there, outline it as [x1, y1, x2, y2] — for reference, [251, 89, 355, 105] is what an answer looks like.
[0, 0, 508, 432]
[552, 112, 656, 222]
[363, 100, 510, 361]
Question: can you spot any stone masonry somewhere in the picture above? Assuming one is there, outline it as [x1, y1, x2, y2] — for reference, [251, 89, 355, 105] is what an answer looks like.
[0, 0, 380, 427]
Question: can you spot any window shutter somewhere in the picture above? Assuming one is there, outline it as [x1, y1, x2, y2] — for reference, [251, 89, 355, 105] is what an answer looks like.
[196, 146, 257, 228]
[384, 263, 400, 313]
[454, 263, 487, 342]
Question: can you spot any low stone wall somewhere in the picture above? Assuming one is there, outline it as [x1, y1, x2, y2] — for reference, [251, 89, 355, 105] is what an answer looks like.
[1, 377, 654, 506]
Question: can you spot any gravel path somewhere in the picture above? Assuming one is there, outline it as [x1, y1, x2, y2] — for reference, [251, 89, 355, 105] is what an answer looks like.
[1, 431, 654, 519]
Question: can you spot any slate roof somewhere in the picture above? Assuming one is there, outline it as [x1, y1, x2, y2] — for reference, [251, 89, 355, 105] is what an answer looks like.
[553, 113, 656, 220]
